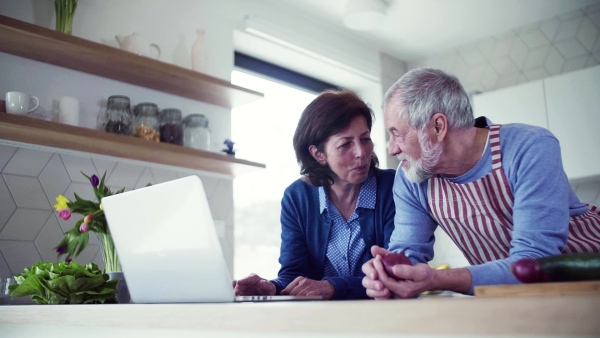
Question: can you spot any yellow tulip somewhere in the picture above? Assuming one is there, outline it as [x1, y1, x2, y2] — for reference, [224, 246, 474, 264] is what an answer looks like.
[54, 195, 70, 211]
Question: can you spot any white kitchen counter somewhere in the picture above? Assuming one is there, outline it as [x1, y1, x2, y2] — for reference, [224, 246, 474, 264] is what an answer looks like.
[0, 294, 598, 337]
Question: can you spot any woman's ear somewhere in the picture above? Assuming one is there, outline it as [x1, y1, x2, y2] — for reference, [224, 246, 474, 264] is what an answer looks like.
[309, 145, 327, 165]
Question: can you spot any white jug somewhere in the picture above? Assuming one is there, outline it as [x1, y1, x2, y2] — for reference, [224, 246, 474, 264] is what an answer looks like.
[115, 32, 161, 59]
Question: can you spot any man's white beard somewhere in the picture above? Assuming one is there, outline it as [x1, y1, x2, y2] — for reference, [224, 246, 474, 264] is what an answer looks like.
[397, 132, 443, 183]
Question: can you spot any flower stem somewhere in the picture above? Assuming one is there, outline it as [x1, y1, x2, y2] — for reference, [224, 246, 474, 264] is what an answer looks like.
[99, 233, 121, 273]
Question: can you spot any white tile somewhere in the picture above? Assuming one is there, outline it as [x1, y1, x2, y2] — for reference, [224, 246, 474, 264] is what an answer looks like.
[449, 57, 469, 81]
[523, 45, 551, 69]
[490, 57, 519, 75]
[555, 15, 584, 41]
[491, 32, 516, 59]
[39, 153, 71, 206]
[555, 39, 589, 59]
[61, 153, 97, 183]
[577, 17, 599, 51]
[2, 148, 52, 177]
[477, 38, 495, 61]
[0, 144, 17, 172]
[150, 167, 179, 184]
[134, 167, 156, 189]
[4, 175, 51, 209]
[0, 251, 11, 278]
[519, 27, 551, 49]
[544, 47, 565, 75]
[465, 64, 486, 84]
[457, 45, 486, 66]
[0, 241, 42, 276]
[540, 17, 560, 41]
[495, 71, 522, 90]
[0, 208, 51, 241]
[508, 37, 529, 69]
[0, 176, 17, 231]
[588, 5, 600, 27]
[574, 181, 600, 205]
[106, 162, 145, 190]
[197, 174, 221, 197]
[480, 66, 499, 91]
[207, 179, 233, 220]
[585, 54, 599, 67]
[35, 216, 66, 262]
[523, 67, 549, 81]
[563, 55, 589, 73]
[92, 157, 117, 180]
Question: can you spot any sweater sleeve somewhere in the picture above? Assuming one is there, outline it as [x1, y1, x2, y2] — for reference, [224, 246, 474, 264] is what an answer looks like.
[270, 184, 314, 293]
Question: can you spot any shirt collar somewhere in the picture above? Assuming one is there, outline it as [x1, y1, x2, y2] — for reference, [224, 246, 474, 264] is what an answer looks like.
[319, 171, 377, 214]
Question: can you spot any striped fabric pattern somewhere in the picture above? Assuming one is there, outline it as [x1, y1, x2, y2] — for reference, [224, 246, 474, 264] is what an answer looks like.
[427, 125, 600, 265]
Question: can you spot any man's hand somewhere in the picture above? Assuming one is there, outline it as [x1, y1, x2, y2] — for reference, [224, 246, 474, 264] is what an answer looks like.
[232, 274, 276, 296]
[363, 245, 473, 299]
[281, 277, 335, 300]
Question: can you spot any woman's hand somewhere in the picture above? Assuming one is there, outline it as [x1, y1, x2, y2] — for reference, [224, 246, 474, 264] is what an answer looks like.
[362, 245, 394, 299]
[281, 277, 335, 300]
[232, 274, 276, 296]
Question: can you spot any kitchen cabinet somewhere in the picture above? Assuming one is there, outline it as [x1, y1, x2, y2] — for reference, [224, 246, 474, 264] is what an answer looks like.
[0, 14, 265, 177]
[472, 65, 600, 180]
[544, 66, 600, 181]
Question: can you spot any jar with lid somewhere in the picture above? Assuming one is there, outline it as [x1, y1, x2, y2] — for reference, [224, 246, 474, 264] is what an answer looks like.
[103, 95, 133, 136]
[159, 108, 183, 145]
[133, 102, 160, 142]
[183, 114, 210, 151]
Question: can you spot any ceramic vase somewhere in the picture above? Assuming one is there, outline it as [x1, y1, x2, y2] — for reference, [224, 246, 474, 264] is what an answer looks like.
[107, 271, 131, 304]
[192, 29, 206, 71]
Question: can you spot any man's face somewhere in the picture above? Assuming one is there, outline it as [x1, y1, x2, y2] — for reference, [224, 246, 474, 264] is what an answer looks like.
[384, 102, 442, 183]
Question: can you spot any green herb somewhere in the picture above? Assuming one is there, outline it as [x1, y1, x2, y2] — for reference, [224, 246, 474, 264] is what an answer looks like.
[9, 261, 118, 304]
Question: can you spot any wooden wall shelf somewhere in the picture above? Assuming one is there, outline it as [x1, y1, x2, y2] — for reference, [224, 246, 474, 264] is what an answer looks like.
[0, 112, 265, 177]
[0, 15, 264, 109]
[0, 15, 266, 176]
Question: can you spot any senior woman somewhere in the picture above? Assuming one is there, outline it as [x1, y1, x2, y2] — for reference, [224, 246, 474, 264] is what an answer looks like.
[233, 89, 396, 300]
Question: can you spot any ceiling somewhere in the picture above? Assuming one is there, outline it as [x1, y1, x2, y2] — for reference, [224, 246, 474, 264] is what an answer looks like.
[274, 0, 599, 61]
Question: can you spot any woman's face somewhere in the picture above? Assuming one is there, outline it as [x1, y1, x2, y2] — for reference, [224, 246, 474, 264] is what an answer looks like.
[312, 115, 374, 186]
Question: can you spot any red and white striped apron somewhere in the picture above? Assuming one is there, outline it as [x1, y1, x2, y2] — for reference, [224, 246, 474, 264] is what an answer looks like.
[427, 124, 600, 265]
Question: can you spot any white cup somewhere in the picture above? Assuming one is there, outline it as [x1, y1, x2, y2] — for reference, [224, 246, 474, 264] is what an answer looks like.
[5, 91, 40, 115]
[58, 96, 80, 126]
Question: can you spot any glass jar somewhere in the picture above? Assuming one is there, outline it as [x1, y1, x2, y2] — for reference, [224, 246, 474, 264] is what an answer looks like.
[183, 114, 210, 151]
[103, 95, 133, 135]
[159, 108, 183, 145]
[133, 102, 160, 142]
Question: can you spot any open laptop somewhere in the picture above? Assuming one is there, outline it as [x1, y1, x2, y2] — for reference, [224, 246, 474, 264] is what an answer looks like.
[101, 175, 321, 303]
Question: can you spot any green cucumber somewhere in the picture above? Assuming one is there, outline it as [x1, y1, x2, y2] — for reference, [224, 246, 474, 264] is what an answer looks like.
[511, 253, 600, 283]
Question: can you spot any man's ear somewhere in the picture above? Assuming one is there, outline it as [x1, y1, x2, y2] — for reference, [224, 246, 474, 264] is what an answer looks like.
[309, 145, 326, 165]
[431, 113, 448, 141]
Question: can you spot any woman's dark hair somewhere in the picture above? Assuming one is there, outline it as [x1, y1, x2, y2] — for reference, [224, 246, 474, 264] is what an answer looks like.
[293, 89, 379, 186]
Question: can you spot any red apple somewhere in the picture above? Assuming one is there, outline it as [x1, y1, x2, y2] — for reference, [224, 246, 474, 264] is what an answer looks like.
[382, 248, 412, 280]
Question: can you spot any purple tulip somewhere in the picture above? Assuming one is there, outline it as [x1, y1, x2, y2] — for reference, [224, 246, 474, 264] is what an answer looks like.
[65, 257, 72, 263]
[90, 174, 100, 187]
[79, 222, 89, 233]
[56, 244, 66, 254]
[58, 209, 71, 221]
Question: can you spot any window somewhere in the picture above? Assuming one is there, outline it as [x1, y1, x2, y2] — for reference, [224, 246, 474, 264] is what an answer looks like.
[231, 54, 337, 279]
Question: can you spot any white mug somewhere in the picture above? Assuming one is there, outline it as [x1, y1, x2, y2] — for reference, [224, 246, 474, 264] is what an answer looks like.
[5, 91, 39, 115]
[58, 96, 80, 126]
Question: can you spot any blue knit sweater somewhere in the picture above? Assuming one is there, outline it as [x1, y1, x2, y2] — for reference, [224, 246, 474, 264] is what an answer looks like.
[271, 168, 396, 299]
